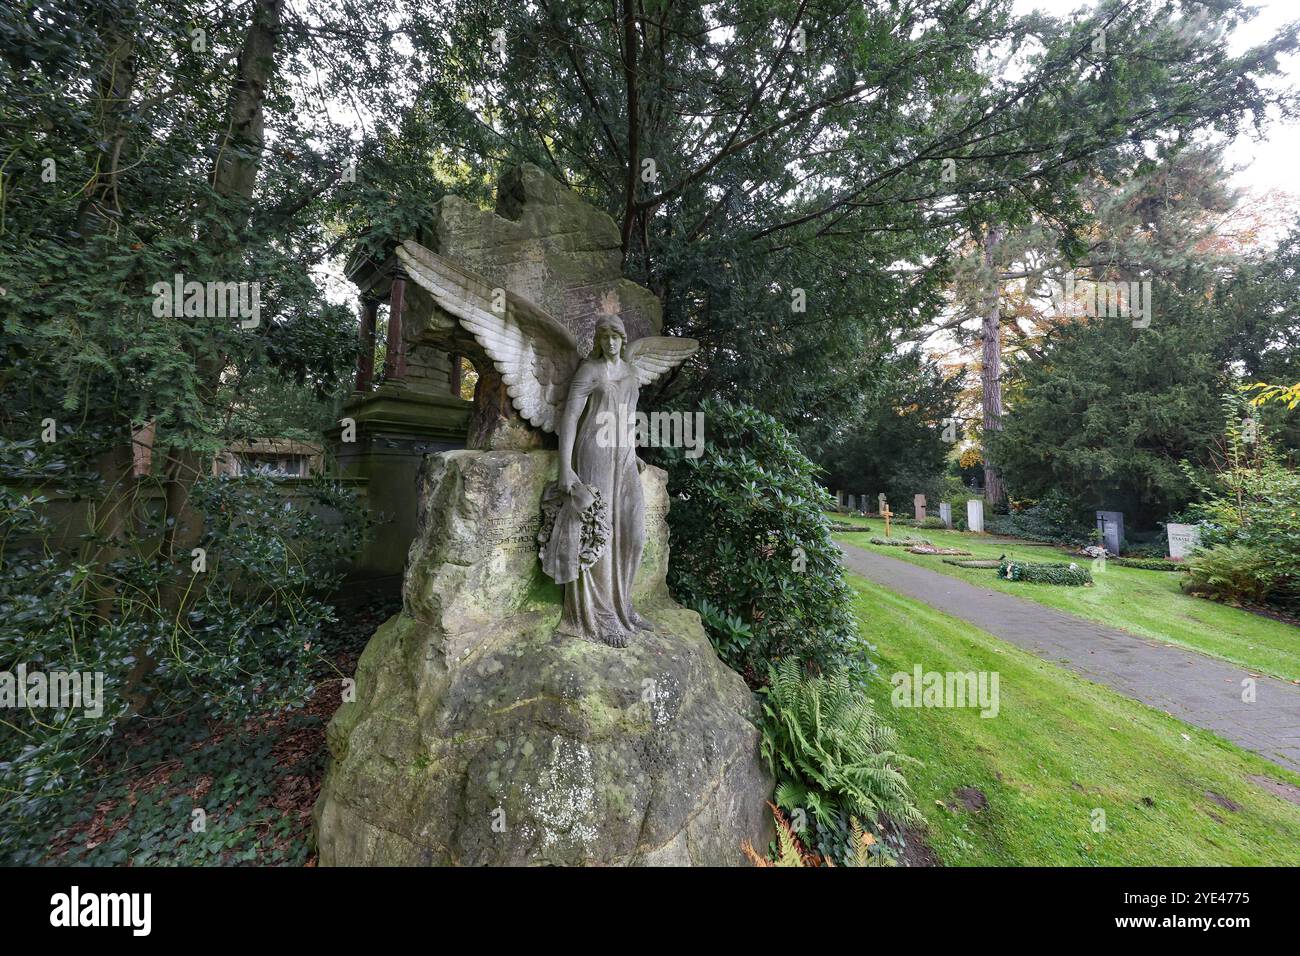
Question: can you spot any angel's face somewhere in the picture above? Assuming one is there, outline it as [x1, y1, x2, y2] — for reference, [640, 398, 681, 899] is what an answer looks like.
[596, 328, 624, 360]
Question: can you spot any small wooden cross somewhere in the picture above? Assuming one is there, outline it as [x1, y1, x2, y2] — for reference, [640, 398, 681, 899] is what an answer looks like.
[880, 501, 893, 537]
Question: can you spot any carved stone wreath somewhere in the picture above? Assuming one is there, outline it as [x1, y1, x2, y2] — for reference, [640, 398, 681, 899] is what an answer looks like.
[537, 480, 610, 582]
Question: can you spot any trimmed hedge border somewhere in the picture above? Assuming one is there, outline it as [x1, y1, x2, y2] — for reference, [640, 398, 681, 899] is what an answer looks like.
[1112, 557, 1182, 571]
[998, 560, 1093, 586]
[942, 558, 1002, 569]
[906, 517, 948, 529]
[829, 522, 869, 532]
[870, 536, 932, 547]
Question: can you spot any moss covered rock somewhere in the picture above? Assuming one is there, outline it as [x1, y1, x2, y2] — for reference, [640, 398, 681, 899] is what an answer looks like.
[314, 450, 772, 865]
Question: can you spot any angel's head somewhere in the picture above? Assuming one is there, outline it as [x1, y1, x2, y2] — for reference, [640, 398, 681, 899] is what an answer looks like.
[591, 315, 626, 361]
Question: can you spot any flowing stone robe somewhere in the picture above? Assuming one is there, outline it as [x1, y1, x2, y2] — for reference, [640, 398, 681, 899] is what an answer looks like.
[556, 356, 646, 645]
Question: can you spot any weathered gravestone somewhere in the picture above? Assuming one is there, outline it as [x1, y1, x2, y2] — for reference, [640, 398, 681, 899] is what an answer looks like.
[878, 492, 887, 515]
[836, 489, 844, 511]
[845, 494, 856, 513]
[939, 502, 953, 529]
[1096, 510, 1125, 556]
[1166, 522, 1202, 560]
[314, 166, 772, 866]
[913, 494, 926, 522]
[967, 498, 985, 533]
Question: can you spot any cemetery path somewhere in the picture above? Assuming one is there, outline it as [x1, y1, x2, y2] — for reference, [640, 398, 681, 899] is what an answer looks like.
[838, 542, 1300, 774]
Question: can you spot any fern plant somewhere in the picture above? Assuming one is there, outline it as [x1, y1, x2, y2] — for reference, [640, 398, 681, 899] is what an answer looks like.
[843, 817, 892, 867]
[759, 658, 922, 835]
[742, 803, 890, 867]
[1181, 544, 1276, 605]
[742, 803, 823, 867]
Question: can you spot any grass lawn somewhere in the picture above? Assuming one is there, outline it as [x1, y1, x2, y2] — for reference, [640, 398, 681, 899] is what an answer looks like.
[848, 573, 1300, 865]
[831, 513, 1300, 683]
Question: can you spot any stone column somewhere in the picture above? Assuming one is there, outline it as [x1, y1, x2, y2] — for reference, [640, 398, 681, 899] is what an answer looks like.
[355, 295, 379, 392]
[333, 267, 469, 594]
[383, 270, 408, 381]
[449, 352, 463, 397]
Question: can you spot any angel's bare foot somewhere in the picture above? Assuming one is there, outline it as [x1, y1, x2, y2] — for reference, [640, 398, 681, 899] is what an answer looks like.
[601, 629, 630, 648]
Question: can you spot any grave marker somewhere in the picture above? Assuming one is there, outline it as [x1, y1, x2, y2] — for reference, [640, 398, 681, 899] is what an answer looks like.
[914, 494, 927, 522]
[939, 502, 952, 529]
[1095, 510, 1124, 555]
[967, 499, 984, 533]
[1166, 522, 1202, 560]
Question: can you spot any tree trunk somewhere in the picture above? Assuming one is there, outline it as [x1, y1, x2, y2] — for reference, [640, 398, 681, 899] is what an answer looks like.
[87, 440, 136, 621]
[618, 0, 640, 263]
[160, 0, 285, 578]
[981, 225, 1006, 506]
[76, 15, 136, 239]
[210, 0, 285, 210]
[77, 12, 138, 620]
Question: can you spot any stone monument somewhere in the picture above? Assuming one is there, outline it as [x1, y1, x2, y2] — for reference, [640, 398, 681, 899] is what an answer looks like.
[1096, 510, 1124, 556]
[967, 498, 984, 533]
[314, 165, 772, 866]
[1166, 522, 1202, 560]
[334, 246, 474, 590]
[939, 502, 952, 529]
[913, 494, 926, 522]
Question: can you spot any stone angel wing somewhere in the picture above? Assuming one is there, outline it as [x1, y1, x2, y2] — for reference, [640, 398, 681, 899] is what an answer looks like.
[626, 336, 699, 387]
[395, 239, 580, 433]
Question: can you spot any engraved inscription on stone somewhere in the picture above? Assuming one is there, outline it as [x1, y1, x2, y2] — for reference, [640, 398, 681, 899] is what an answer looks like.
[483, 512, 543, 553]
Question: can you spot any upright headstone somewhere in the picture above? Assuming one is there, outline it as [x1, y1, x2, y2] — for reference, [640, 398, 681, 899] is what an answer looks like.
[836, 489, 844, 511]
[939, 502, 953, 529]
[844, 494, 855, 513]
[913, 494, 927, 522]
[967, 498, 984, 533]
[1166, 522, 1202, 560]
[1096, 510, 1124, 555]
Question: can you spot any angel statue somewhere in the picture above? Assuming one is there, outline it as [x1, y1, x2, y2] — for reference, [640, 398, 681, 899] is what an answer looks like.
[394, 240, 698, 647]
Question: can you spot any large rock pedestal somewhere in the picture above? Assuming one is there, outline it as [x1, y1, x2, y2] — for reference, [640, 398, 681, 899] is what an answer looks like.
[314, 450, 772, 865]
